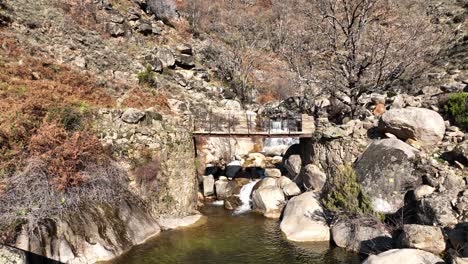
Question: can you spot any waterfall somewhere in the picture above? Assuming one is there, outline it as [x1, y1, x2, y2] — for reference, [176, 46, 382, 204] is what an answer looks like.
[234, 180, 259, 215]
[263, 120, 299, 155]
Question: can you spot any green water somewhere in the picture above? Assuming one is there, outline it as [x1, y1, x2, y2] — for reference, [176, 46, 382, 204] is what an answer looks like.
[108, 205, 362, 264]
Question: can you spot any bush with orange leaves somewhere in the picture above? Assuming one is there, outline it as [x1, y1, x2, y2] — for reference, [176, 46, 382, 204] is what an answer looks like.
[29, 123, 107, 191]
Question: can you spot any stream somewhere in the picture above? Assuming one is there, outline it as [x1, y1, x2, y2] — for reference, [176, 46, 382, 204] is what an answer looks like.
[107, 204, 362, 264]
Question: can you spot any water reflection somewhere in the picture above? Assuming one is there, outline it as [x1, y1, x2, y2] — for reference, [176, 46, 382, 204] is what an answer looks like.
[106, 205, 362, 264]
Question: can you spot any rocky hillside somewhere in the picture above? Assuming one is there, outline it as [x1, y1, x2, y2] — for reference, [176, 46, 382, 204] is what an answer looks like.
[0, 0, 466, 263]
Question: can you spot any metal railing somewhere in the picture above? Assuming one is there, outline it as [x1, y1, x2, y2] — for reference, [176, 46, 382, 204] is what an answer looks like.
[191, 111, 303, 136]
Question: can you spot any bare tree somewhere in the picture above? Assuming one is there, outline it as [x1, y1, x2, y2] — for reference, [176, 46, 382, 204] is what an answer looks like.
[312, 0, 446, 115]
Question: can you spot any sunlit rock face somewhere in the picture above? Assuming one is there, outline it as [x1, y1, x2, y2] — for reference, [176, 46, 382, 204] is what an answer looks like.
[354, 138, 420, 214]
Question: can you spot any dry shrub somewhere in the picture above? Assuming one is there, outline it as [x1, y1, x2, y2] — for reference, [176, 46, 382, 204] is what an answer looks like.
[121, 87, 170, 112]
[28, 123, 68, 155]
[29, 123, 106, 191]
[55, 0, 102, 32]
[172, 19, 192, 39]
[0, 35, 115, 176]
[0, 158, 133, 242]
[257, 93, 277, 104]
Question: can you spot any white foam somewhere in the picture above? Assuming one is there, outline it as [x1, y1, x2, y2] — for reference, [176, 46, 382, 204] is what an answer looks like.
[211, 200, 224, 206]
[233, 180, 260, 215]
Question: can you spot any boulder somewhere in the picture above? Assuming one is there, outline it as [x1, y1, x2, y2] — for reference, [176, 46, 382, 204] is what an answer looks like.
[121, 108, 145, 124]
[378, 107, 446, 145]
[224, 196, 242, 210]
[283, 182, 301, 197]
[203, 175, 215, 197]
[176, 43, 193, 55]
[417, 193, 458, 227]
[137, 22, 153, 35]
[284, 155, 302, 178]
[147, 0, 179, 24]
[399, 224, 446, 254]
[448, 223, 468, 257]
[156, 48, 175, 68]
[106, 22, 125, 37]
[0, 244, 26, 264]
[252, 177, 277, 193]
[144, 55, 163, 73]
[363, 249, 445, 264]
[252, 186, 285, 218]
[215, 179, 229, 200]
[414, 185, 436, 200]
[452, 141, 468, 166]
[244, 153, 266, 168]
[452, 257, 468, 264]
[277, 176, 301, 196]
[264, 168, 282, 178]
[332, 220, 393, 254]
[225, 180, 243, 196]
[221, 99, 242, 111]
[355, 138, 420, 214]
[175, 54, 195, 69]
[298, 164, 327, 191]
[277, 176, 293, 189]
[280, 192, 330, 242]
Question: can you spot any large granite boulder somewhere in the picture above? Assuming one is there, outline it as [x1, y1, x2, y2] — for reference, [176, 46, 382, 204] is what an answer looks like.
[363, 249, 445, 264]
[378, 107, 445, 145]
[298, 164, 327, 191]
[284, 155, 302, 178]
[280, 192, 330, 242]
[252, 186, 285, 218]
[332, 220, 393, 254]
[399, 224, 446, 254]
[252, 177, 277, 193]
[355, 138, 420, 214]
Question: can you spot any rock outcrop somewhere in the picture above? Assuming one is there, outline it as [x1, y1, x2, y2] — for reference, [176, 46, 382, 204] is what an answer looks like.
[16, 201, 162, 264]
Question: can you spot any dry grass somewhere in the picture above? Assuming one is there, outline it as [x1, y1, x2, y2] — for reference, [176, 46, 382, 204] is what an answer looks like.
[121, 87, 171, 112]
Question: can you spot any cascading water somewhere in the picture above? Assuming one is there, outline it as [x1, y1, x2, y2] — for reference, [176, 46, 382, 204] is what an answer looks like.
[263, 120, 299, 155]
[234, 180, 260, 215]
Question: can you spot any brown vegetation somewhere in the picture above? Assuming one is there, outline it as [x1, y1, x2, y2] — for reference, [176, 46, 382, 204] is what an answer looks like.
[121, 87, 171, 112]
[0, 36, 114, 177]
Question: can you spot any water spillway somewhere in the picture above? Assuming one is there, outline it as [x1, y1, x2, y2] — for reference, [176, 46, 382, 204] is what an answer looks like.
[233, 180, 260, 215]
